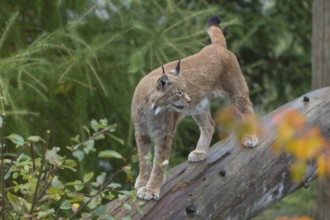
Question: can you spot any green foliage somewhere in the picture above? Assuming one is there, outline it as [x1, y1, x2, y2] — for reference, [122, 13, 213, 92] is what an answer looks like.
[0, 117, 139, 219]
[0, 0, 313, 218]
[0, 0, 312, 158]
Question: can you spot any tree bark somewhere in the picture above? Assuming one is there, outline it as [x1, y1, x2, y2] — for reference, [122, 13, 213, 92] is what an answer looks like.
[312, 0, 330, 88]
[312, 1, 330, 220]
[107, 87, 330, 220]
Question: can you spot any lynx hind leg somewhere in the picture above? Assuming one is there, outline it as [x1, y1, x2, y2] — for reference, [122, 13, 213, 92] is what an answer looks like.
[242, 134, 259, 148]
[230, 95, 258, 148]
[134, 132, 152, 190]
[189, 107, 215, 162]
[224, 88, 259, 148]
[220, 56, 259, 148]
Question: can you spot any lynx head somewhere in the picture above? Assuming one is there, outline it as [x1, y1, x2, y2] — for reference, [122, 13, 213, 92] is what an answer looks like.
[152, 60, 191, 114]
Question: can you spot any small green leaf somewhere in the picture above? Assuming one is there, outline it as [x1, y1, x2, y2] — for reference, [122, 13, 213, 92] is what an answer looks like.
[98, 150, 124, 160]
[71, 135, 80, 143]
[87, 195, 101, 210]
[104, 192, 115, 200]
[17, 153, 31, 162]
[27, 135, 43, 142]
[4, 169, 11, 180]
[83, 139, 95, 154]
[93, 205, 107, 217]
[72, 150, 85, 161]
[46, 149, 62, 166]
[94, 133, 105, 140]
[83, 125, 90, 135]
[37, 209, 55, 218]
[83, 172, 94, 183]
[108, 134, 124, 145]
[123, 203, 132, 210]
[60, 200, 71, 210]
[100, 119, 108, 127]
[95, 172, 106, 186]
[7, 134, 24, 147]
[7, 191, 21, 210]
[27, 177, 37, 193]
[109, 182, 121, 189]
[64, 159, 77, 167]
[12, 172, 18, 179]
[46, 187, 62, 201]
[51, 176, 64, 189]
[66, 192, 84, 202]
[119, 190, 131, 196]
[91, 119, 99, 132]
[62, 159, 77, 172]
[122, 216, 132, 220]
[74, 180, 84, 191]
[118, 194, 127, 199]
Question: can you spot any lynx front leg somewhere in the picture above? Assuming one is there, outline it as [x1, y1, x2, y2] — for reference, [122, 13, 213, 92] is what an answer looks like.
[189, 108, 215, 162]
[137, 135, 173, 200]
[134, 132, 152, 190]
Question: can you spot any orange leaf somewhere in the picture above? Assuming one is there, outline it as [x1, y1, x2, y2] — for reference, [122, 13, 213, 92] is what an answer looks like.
[215, 107, 237, 129]
[317, 155, 327, 178]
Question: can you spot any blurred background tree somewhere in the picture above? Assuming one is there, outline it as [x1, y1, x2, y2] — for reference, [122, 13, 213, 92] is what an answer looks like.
[312, 0, 330, 219]
[0, 0, 314, 218]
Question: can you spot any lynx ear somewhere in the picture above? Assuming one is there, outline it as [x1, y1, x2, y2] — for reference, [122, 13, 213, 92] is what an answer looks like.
[157, 74, 169, 90]
[171, 60, 181, 76]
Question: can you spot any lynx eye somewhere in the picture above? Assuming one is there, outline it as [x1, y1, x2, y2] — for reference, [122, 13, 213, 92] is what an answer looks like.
[176, 91, 183, 96]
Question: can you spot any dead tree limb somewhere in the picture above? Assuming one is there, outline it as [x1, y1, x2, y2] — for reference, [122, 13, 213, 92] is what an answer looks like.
[107, 87, 330, 220]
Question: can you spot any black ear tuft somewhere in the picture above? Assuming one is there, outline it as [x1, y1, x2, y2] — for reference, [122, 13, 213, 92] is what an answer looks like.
[157, 74, 169, 90]
[162, 65, 165, 74]
[171, 60, 181, 76]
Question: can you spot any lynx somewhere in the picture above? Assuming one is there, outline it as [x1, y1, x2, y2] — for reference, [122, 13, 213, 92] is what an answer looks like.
[131, 15, 258, 200]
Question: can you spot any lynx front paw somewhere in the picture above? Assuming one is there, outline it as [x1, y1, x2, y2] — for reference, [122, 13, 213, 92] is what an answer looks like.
[137, 187, 160, 200]
[242, 135, 258, 148]
[134, 176, 148, 190]
[188, 150, 206, 162]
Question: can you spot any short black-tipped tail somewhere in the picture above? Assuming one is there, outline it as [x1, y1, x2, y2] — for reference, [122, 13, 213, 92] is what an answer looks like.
[206, 15, 221, 29]
[205, 15, 226, 47]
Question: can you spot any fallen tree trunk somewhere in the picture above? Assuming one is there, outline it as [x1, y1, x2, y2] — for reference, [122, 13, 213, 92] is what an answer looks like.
[108, 87, 330, 220]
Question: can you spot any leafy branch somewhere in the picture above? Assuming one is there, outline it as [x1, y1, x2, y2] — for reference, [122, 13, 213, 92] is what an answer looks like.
[1, 117, 136, 219]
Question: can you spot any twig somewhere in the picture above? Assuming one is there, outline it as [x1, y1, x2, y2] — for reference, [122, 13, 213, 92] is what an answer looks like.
[18, 204, 25, 220]
[68, 149, 136, 219]
[29, 130, 51, 219]
[5, 209, 14, 220]
[30, 141, 35, 172]
[72, 124, 117, 150]
[4, 144, 28, 175]
[1, 113, 6, 220]
[37, 165, 61, 201]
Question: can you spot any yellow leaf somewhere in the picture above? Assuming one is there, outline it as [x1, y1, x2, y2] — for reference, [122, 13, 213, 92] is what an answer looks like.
[71, 203, 80, 213]
[215, 107, 237, 129]
[277, 122, 295, 145]
[288, 139, 306, 159]
[290, 161, 306, 182]
[285, 109, 305, 130]
[317, 155, 327, 178]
